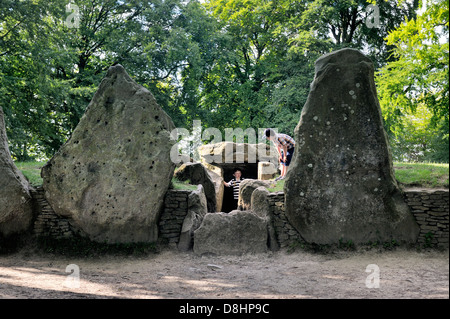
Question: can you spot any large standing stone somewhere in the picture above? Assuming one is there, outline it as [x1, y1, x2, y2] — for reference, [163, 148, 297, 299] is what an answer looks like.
[0, 107, 34, 237]
[284, 48, 419, 245]
[41, 65, 176, 244]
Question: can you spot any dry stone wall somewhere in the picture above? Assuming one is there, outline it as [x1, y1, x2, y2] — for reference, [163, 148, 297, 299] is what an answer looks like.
[32, 187, 74, 239]
[404, 189, 449, 247]
[30, 186, 448, 249]
[269, 189, 448, 248]
[267, 192, 305, 248]
[158, 190, 191, 246]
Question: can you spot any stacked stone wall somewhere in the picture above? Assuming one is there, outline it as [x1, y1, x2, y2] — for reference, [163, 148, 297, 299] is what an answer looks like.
[31, 187, 74, 239]
[158, 189, 191, 245]
[266, 192, 304, 248]
[265, 189, 449, 248]
[28, 187, 449, 249]
[404, 189, 449, 247]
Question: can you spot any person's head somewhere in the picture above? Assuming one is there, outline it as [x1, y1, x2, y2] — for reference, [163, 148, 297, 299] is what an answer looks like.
[233, 169, 242, 179]
[264, 128, 277, 141]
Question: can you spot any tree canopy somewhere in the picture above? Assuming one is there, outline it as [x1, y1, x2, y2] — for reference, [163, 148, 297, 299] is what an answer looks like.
[0, 0, 447, 162]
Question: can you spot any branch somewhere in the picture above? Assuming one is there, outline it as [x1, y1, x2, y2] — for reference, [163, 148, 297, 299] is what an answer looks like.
[0, 20, 24, 41]
[150, 63, 189, 81]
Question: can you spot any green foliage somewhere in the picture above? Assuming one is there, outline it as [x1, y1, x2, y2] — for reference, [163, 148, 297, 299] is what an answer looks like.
[389, 103, 448, 162]
[338, 238, 356, 250]
[267, 178, 285, 192]
[0, 0, 444, 163]
[377, 0, 449, 163]
[423, 231, 434, 248]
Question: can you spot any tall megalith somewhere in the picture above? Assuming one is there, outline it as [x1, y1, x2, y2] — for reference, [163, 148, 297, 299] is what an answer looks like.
[42, 65, 176, 244]
[0, 107, 33, 237]
[284, 48, 419, 244]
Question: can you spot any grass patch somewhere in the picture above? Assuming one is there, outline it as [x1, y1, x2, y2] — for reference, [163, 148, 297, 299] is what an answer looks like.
[170, 177, 198, 191]
[14, 161, 45, 186]
[393, 162, 449, 188]
[268, 178, 285, 192]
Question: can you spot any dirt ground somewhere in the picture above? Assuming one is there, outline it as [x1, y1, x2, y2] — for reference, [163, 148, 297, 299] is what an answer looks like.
[0, 246, 448, 299]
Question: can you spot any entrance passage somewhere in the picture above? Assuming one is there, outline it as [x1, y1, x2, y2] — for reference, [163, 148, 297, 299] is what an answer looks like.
[221, 163, 258, 213]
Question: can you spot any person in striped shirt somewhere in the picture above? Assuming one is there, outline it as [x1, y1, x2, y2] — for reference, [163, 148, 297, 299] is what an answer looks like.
[223, 169, 244, 211]
[264, 128, 296, 181]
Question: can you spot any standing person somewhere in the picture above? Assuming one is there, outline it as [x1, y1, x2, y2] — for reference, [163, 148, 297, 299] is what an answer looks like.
[264, 128, 295, 181]
[223, 169, 244, 211]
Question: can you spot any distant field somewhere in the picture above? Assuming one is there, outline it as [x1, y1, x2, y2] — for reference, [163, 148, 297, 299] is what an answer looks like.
[267, 162, 449, 191]
[15, 161, 449, 189]
[393, 162, 449, 189]
[15, 161, 45, 187]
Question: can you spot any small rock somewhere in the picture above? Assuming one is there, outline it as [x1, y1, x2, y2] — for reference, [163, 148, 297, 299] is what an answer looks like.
[207, 264, 223, 271]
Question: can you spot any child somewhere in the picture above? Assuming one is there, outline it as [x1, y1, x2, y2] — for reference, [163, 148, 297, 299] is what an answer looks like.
[264, 128, 295, 181]
[224, 169, 244, 211]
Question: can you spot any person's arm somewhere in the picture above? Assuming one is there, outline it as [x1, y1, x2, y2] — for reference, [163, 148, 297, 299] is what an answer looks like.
[282, 144, 288, 161]
[224, 180, 233, 187]
[276, 145, 283, 161]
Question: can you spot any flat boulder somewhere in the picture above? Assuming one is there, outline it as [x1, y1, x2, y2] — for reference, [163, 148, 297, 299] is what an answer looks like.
[194, 211, 268, 256]
[0, 107, 33, 237]
[198, 142, 278, 166]
[284, 48, 419, 245]
[41, 65, 176, 244]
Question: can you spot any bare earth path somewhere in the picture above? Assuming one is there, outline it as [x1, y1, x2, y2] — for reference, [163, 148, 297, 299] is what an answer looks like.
[0, 248, 448, 299]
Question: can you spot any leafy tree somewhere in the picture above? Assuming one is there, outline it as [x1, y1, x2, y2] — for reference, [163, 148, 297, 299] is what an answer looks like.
[0, 0, 71, 160]
[377, 0, 449, 162]
[291, 0, 420, 68]
[1, 0, 210, 159]
[390, 103, 443, 162]
[1, 0, 445, 163]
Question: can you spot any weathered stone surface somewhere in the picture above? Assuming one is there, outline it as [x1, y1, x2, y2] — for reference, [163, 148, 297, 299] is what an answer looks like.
[207, 169, 224, 212]
[0, 106, 34, 237]
[258, 161, 277, 180]
[41, 65, 175, 244]
[251, 186, 279, 251]
[178, 185, 207, 251]
[174, 162, 217, 212]
[198, 142, 279, 182]
[238, 179, 270, 210]
[193, 211, 268, 255]
[198, 142, 278, 166]
[284, 48, 419, 244]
